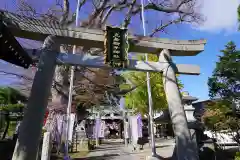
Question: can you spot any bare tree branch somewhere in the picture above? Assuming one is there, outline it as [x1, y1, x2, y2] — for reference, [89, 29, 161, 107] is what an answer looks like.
[133, 2, 186, 14]
[101, 0, 128, 25]
[130, 0, 203, 36]
[80, 0, 109, 27]
[74, 68, 115, 90]
[149, 16, 183, 37]
[122, 0, 137, 28]
[59, 0, 69, 24]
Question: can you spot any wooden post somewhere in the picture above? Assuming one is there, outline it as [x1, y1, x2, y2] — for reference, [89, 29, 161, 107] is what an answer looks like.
[159, 49, 199, 160]
[76, 131, 78, 152]
[12, 35, 59, 160]
[95, 112, 100, 147]
[123, 110, 128, 146]
[41, 132, 51, 160]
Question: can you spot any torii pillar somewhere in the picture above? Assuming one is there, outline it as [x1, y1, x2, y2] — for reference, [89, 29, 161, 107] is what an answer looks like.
[12, 36, 59, 160]
[159, 49, 199, 160]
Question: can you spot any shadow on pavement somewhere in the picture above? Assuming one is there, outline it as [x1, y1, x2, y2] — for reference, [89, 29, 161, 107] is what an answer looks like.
[154, 154, 172, 160]
[90, 148, 118, 152]
[73, 153, 119, 160]
[155, 145, 173, 149]
[199, 147, 238, 160]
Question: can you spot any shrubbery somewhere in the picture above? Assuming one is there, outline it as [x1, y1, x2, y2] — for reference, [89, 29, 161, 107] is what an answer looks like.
[235, 152, 240, 160]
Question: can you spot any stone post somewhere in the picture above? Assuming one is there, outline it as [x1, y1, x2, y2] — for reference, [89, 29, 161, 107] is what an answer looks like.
[41, 132, 51, 160]
[159, 49, 199, 160]
[12, 36, 59, 160]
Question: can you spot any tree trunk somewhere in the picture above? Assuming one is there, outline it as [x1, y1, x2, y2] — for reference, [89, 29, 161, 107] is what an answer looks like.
[50, 46, 69, 111]
[45, 46, 70, 154]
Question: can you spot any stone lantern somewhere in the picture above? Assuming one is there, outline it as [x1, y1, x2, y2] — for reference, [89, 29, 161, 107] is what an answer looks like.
[154, 91, 203, 149]
[182, 91, 198, 123]
[182, 91, 203, 150]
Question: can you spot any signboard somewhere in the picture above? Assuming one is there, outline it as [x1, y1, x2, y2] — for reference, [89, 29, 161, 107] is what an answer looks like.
[104, 26, 128, 68]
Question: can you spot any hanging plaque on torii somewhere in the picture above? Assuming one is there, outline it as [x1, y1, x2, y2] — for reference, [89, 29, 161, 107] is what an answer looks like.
[104, 26, 129, 68]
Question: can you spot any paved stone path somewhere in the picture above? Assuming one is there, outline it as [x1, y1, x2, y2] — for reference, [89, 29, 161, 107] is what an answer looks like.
[82, 139, 175, 160]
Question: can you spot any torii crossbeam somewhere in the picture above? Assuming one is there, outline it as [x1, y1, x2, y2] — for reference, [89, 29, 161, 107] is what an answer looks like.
[0, 10, 206, 56]
[25, 48, 200, 75]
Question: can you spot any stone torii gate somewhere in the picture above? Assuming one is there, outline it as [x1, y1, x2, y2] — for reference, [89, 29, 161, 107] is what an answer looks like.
[0, 10, 206, 160]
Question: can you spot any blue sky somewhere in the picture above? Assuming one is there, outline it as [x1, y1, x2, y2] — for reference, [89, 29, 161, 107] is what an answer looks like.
[0, 0, 240, 101]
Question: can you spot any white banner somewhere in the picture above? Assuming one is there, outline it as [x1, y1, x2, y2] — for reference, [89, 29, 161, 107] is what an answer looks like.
[99, 121, 106, 138]
[130, 116, 138, 145]
[94, 118, 101, 138]
[68, 113, 76, 142]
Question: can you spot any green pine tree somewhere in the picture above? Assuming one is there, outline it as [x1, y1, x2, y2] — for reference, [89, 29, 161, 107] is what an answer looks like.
[208, 41, 240, 102]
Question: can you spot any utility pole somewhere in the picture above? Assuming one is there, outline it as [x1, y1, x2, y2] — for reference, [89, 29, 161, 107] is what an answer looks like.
[65, 0, 81, 159]
[123, 109, 128, 146]
[121, 96, 128, 146]
[12, 36, 58, 160]
[140, 0, 156, 156]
